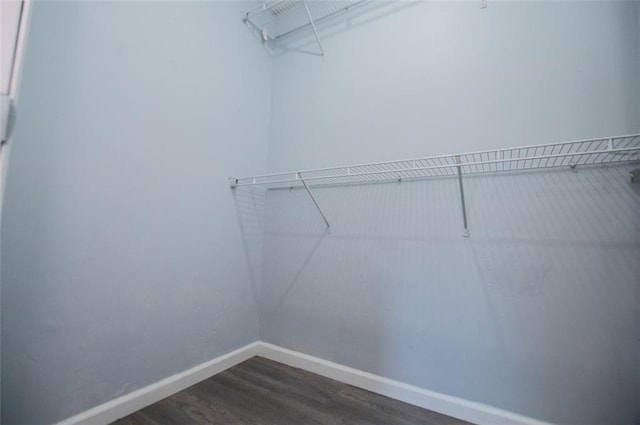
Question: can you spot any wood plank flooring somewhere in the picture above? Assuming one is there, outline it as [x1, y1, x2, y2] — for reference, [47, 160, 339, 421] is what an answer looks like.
[113, 356, 473, 425]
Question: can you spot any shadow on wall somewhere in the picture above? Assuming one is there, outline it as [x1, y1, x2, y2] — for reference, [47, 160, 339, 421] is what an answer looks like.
[232, 186, 267, 308]
[253, 163, 640, 424]
[243, 1, 421, 57]
[465, 165, 640, 422]
[268, 229, 328, 315]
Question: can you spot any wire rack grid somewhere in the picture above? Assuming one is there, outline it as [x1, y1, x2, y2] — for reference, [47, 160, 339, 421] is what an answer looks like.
[230, 134, 640, 189]
[244, 0, 369, 41]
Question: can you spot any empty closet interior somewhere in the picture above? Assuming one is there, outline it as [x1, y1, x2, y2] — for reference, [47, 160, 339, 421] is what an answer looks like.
[1, 1, 639, 424]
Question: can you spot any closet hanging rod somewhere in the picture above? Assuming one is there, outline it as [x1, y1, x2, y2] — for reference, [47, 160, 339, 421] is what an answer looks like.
[229, 134, 640, 188]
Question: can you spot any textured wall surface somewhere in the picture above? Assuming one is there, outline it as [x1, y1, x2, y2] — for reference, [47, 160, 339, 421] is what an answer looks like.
[260, 168, 640, 424]
[261, 2, 640, 424]
[1, 2, 271, 423]
[2, 1, 639, 424]
[267, 1, 639, 171]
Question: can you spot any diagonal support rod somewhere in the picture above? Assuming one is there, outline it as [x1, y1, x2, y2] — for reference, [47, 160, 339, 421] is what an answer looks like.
[303, 0, 325, 57]
[298, 172, 331, 233]
[455, 157, 470, 238]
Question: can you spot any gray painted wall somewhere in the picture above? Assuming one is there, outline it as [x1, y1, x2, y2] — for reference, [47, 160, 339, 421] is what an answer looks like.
[2, 1, 639, 424]
[267, 1, 639, 171]
[0, 2, 271, 423]
[260, 2, 640, 424]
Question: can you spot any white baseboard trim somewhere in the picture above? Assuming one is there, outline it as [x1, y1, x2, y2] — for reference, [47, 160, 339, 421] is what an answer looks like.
[57, 341, 259, 425]
[57, 341, 553, 425]
[256, 342, 554, 425]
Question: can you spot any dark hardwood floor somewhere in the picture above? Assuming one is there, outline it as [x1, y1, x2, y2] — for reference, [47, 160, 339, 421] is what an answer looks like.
[113, 356, 473, 425]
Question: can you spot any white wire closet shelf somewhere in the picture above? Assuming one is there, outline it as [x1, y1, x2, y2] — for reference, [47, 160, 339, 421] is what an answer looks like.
[230, 134, 640, 189]
[244, 0, 369, 51]
[230, 134, 640, 237]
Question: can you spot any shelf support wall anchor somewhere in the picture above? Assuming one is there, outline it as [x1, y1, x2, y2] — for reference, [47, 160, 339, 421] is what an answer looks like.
[298, 172, 331, 233]
[455, 156, 470, 238]
[303, 0, 325, 57]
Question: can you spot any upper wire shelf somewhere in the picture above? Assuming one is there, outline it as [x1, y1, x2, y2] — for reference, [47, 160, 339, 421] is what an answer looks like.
[244, 0, 368, 42]
[230, 134, 640, 189]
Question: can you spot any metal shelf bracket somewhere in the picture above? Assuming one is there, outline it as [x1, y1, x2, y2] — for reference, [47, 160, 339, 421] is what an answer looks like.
[454, 156, 470, 238]
[229, 133, 640, 238]
[302, 0, 325, 56]
[298, 172, 331, 233]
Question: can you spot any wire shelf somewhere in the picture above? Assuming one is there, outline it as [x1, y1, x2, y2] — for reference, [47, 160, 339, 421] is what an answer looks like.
[244, 0, 368, 41]
[230, 134, 640, 189]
